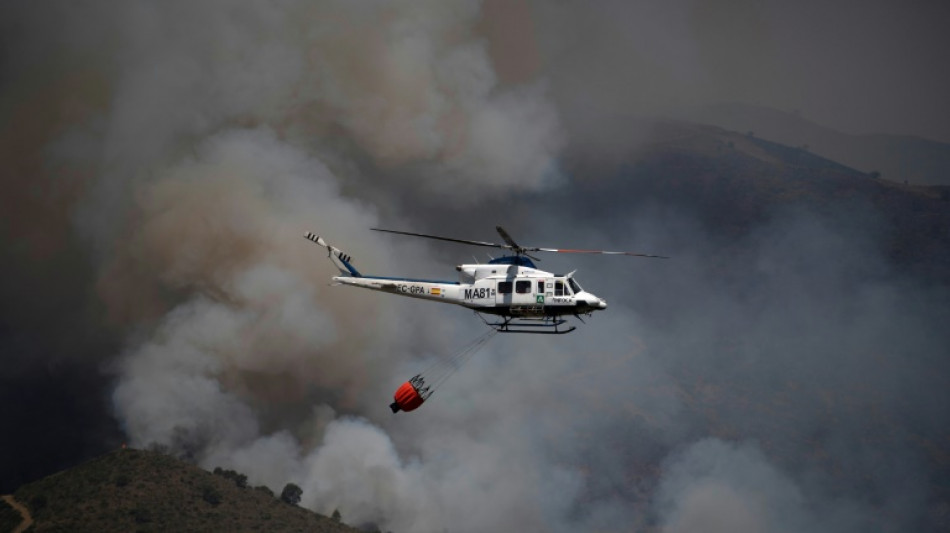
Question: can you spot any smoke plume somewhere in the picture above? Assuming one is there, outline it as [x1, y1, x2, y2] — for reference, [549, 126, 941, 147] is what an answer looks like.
[2, 1, 949, 532]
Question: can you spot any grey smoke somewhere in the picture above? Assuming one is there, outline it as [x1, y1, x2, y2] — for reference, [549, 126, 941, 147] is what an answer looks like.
[531, 0, 950, 142]
[2, 1, 949, 532]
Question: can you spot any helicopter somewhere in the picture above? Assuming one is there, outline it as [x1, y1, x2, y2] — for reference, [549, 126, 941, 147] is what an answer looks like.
[304, 226, 667, 334]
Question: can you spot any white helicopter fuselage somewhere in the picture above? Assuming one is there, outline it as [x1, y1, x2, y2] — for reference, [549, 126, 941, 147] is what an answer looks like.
[306, 227, 664, 333]
[327, 256, 607, 318]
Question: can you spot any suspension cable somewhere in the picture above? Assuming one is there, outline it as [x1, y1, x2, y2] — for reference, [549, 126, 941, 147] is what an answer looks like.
[412, 328, 498, 400]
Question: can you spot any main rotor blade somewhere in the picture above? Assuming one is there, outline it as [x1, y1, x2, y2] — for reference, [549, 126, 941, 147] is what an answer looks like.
[372, 227, 668, 259]
[534, 247, 669, 259]
[495, 226, 521, 250]
[371, 228, 508, 250]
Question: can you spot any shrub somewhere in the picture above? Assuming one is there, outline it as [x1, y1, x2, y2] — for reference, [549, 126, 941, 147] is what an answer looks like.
[331, 509, 342, 522]
[213, 468, 248, 488]
[201, 484, 222, 506]
[280, 483, 302, 506]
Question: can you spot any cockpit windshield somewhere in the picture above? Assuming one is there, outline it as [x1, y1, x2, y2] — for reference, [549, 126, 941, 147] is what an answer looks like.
[568, 278, 582, 294]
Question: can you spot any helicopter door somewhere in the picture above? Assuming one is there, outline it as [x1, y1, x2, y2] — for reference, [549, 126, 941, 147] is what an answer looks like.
[497, 279, 543, 312]
[496, 280, 513, 306]
[512, 279, 536, 306]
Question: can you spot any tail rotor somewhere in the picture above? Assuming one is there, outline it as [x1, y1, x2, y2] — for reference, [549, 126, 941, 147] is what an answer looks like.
[304, 231, 362, 277]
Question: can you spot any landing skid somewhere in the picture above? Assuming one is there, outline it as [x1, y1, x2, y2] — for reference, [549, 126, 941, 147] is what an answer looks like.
[478, 314, 577, 335]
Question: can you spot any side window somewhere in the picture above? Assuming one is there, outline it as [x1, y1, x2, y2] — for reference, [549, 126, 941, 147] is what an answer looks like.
[515, 280, 532, 294]
[498, 281, 512, 294]
[554, 281, 565, 296]
[537, 281, 544, 294]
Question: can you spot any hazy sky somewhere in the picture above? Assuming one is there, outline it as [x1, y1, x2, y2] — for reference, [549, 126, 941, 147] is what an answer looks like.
[525, 0, 950, 141]
[2, 2, 949, 532]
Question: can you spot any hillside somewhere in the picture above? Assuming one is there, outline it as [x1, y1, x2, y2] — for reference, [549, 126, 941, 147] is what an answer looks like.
[556, 117, 950, 282]
[10, 448, 362, 533]
[677, 102, 950, 186]
[0, 497, 25, 532]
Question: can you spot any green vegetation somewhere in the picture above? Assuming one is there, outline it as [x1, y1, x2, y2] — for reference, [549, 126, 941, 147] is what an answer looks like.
[12, 448, 359, 532]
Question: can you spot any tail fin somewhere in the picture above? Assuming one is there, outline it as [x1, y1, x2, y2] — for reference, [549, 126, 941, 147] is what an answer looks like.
[304, 231, 362, 277]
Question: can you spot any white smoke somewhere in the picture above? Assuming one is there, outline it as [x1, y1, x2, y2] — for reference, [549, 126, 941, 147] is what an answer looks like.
[68, 3, 566, 530]
[654, 440, 809, 533]
[106, 128, 449, 529]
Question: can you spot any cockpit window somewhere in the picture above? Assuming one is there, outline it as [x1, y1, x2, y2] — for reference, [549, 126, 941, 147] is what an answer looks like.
[554, 280, 567, 296]
[568, 278, 582, 294]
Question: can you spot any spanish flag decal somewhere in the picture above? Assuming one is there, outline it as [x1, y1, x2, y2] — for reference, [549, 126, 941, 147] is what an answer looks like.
[430, 287, 441, 295]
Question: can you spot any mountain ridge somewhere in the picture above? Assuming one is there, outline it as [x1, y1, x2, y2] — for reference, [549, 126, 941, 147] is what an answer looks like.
[11, 448, 363, 533]
[674, 102, 950, 186]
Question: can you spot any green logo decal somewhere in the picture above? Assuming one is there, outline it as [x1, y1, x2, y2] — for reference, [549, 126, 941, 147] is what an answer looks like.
[536, 294, 545, 304]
